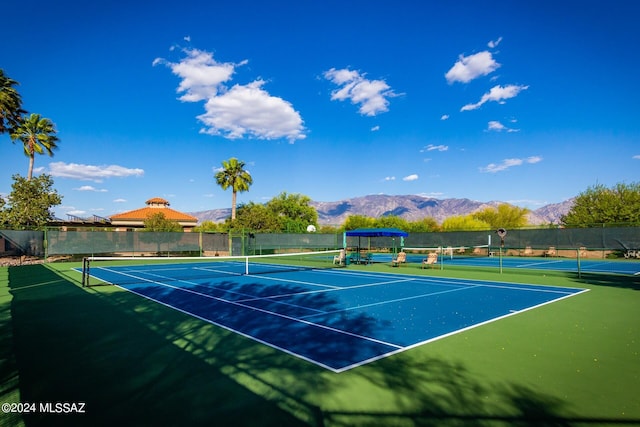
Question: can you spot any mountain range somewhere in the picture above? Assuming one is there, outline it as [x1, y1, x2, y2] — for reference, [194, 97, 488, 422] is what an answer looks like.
[190, 194, 575, 226]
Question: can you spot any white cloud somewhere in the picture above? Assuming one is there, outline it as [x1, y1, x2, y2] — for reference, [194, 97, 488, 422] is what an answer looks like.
[155, 48, 305, 142]
[633, 155, 640, 160]
[49, 162, 144, 182]
[417, 192, 444, 198]
[480, 156, 542, 173]
[445, 51, 500, 84]
[526, 156, 543, 164]
[461, 84, 529, 111]
[487, 120, 519, 132]
[324, 68, 398, 116]
[440, 114, 450, 121]
[421, 144, 449, 152]
[67, 210, 87, 217]
[197, 80, 305, 142]
[153, 48, 237, 102]
[488, 37, 503, 48]
[383, 176, 396, 181]
[403, 174, 419, 181]
[488, 121, 507, 131]
[506, 199, 547, 208]
[371, 125, 380, 132]
[74, 185, 108, 192]
[113, 198, 127, 203]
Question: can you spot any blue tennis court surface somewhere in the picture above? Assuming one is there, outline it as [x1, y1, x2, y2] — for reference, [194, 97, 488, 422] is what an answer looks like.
[84, 263, 587, 372]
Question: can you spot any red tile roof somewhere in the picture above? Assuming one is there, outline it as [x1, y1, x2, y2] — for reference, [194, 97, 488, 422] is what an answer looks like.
[110, 207, 197, 222]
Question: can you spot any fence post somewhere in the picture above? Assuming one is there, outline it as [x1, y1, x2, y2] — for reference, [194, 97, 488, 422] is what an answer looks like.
[44, 227, 48, 261]
[577, 247, 582, 279]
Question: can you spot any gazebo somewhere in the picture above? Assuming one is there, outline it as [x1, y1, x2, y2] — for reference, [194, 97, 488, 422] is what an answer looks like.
[344, 228, 409, 262]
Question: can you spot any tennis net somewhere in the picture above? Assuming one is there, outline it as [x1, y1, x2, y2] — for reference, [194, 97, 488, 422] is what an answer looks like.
[81, 249, 342, 287]
[403, 245, 490, 260]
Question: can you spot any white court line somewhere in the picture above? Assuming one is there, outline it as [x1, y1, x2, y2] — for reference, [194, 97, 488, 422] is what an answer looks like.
[9, 279, 67, 291]
[514, 259, 565, 268]
[235, 277, 417, 303]
[301, 284, 477, 319]
[140, 267, 243, 280]
[243, 273, 342, 290]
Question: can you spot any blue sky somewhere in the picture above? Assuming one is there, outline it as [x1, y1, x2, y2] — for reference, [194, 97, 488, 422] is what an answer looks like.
[2, 0, 639, 220]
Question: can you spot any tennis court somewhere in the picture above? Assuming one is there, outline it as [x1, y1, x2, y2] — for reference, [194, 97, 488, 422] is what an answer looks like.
[80, 253, 587, 372]
[443, 255, 640, 275]
[389, 250, 640, 275]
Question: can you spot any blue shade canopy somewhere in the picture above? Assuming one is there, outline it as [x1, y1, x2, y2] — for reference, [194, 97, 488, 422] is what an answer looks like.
[345, 228, 409, 237]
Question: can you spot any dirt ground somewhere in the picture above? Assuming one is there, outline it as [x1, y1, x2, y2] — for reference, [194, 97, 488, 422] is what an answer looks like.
[0, 256, 45, 267]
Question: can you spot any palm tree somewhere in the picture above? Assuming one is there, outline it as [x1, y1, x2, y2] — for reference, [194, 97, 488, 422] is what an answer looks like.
[10, 113, 59, 180]
[0, 69, 25, 134]
[215, 157, 253, 221]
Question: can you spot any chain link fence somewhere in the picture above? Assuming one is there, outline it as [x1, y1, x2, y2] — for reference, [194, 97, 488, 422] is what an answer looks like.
[1, 227, 639, 260]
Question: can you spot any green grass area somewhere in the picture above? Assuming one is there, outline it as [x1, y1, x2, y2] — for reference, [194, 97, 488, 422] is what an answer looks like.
[1, 261, 639, 426]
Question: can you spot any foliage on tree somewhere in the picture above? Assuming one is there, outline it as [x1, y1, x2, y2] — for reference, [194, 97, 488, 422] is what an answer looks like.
[10, 113, 59, 180]
[406, 217, 440, 232]
[342, 214, 440, 232]
[142, 212, 182, 232]
[266, 192, 318, 232]
[215, 157, 253, 220]
[372, 215, 410, 230]
[224, 192, 319, 233]
[441, 215, 491, 231]
[561, 182, 640, 227]
[0, 174, 62, 229]
[230, 202, 282, 232]
[472, 204, 530, 229]
[318, 224, 340, 233]
[343, 215, 375, 230]
[139, 212, 182, 254]
[193, 220, 225, 233]
[0, 69, 25, 134]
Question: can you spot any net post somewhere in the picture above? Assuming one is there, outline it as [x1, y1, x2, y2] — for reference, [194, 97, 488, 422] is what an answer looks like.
[82, 257, 90, 287]
[244, 256, 249, 275]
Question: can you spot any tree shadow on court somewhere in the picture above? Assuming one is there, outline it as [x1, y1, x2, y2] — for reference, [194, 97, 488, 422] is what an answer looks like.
[4, 264, 639, 427]
[123, 278, 391, 371]
[315, 353, 640, 426]
[3, 265, 312, 426]
[569, 271, 640, 291]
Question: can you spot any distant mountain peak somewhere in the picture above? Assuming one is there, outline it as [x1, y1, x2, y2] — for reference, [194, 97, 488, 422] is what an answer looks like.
[190, 194, 573, 225]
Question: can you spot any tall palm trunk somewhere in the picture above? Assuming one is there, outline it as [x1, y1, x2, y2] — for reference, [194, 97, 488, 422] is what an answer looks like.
[28, 155, 35, 180]
[231, 191, 238, 220]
